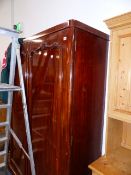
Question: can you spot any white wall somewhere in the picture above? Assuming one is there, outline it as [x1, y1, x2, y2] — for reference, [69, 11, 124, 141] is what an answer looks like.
[1, 0, 131, 59]
[0, 0, 12, 75]
[13, 0, 131, 37]
[0, 0, 12, 28]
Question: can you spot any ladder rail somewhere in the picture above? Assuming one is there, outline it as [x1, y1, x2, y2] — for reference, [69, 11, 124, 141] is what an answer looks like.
[4, 37, 17, 165]
[16, 42, 36, 175]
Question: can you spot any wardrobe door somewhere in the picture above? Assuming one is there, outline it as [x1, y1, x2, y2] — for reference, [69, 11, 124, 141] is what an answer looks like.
[28, 41, 63, 175]
[9, 27, 74, 175]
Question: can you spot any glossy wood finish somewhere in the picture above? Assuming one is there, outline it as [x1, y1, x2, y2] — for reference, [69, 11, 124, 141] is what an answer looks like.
[70, 28, 108, 175]
[8, 20, 109, 175]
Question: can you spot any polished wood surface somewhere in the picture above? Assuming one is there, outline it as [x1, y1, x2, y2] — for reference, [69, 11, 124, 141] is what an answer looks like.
[8, 20, 109, 175]
[70, 28, 108, 175]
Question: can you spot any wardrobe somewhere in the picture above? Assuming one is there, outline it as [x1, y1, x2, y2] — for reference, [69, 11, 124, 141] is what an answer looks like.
[8, 20, 109, 175]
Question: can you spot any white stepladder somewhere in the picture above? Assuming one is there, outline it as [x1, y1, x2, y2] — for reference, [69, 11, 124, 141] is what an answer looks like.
[0, 27, 36, 175]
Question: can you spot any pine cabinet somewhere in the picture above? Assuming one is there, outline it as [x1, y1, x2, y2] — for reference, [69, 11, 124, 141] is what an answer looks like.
[89, 12, 131, 175]
[8, 20, 108, 175]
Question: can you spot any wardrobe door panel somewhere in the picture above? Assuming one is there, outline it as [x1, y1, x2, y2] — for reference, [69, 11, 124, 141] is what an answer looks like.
[27, 28, 73, 175]
[29, 43, 63, 175]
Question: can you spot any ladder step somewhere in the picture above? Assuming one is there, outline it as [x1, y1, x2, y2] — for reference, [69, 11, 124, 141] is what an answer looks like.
[0, 150, 6, 156]
[0, 137, 7, 142]
[0, 104, 11, 109]
[0, 122, 9, 127]
[0, 162, 6, 168]
[0, 83, 21, 92]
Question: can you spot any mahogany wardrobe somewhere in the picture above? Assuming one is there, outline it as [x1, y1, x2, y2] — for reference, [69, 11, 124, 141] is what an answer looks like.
[8, 20, 109, 175]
